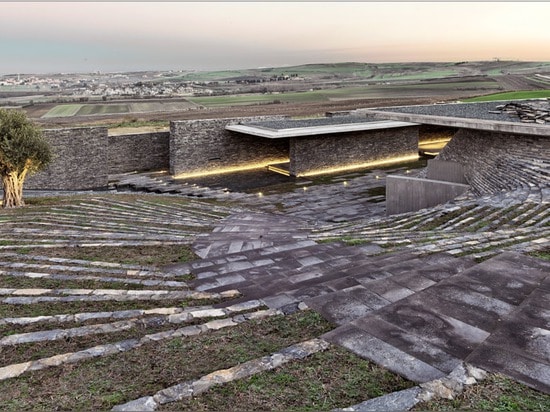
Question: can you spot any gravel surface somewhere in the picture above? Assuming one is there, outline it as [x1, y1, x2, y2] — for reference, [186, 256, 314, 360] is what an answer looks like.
[377, 99, 550, 123]
[244, 115, 378, 130]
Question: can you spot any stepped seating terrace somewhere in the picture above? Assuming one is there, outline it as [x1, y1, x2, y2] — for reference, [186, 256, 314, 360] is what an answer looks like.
[1, 100, 549, 410]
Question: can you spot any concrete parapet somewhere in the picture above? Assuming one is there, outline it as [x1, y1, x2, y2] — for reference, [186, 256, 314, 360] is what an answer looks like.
[386, 175, 469, 215]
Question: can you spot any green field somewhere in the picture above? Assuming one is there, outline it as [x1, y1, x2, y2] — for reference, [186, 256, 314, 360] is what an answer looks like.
[188, 79, 502, 108]
[463, 89, 550, 102]
[41, 104, 83, 118]
[75, 104, 129, 116]
[42, 101, 196, 118]
[162, 62, 467, 83]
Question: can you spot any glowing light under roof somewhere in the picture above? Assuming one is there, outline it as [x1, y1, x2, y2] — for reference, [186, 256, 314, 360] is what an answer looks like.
[298, 154, 419, 177]
[173, 159, 289, 179]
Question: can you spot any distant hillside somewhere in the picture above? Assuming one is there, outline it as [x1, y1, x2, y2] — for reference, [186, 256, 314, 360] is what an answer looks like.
[165, 61, 550, 83]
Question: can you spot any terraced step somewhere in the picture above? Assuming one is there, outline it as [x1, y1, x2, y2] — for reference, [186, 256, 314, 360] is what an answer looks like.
[309, 186, 549, 259]
[0, 195, 233, 249]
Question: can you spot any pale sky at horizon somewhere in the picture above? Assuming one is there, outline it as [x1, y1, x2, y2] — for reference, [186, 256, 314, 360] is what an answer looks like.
[1, 1, 550, 75]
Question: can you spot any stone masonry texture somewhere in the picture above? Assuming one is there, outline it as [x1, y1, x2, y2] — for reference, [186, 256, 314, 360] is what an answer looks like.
[169, 116, 289, 176]
[26, 127, 109, 190]
[436, 129, 550, 196]
[288, 126, 419, 176]
[108, 131, 169, 174]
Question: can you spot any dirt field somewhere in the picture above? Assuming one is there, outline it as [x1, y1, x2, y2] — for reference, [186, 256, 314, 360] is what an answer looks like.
[29, 96, 445, 129]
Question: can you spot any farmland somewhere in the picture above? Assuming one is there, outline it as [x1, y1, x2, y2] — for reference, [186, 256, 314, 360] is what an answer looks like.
[463, 89, 550, 102]
[41, 101, 198, 118]
[7, 60, 548, 128]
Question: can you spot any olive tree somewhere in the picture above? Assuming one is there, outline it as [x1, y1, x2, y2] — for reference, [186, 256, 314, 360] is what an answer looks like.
[0, 109, 52, 208]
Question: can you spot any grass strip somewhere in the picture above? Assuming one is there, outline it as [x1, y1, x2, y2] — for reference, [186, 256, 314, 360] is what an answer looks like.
[162, 344, 415, 411]
[0, 295, 229, 318]
[26, 244, 198, 266]
[412, 373, 550, 411]
[0, 274, 183, 291]
[0, 310, 332, 411]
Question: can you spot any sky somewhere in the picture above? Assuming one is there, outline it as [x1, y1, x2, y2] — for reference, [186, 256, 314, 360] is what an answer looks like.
[1, 1, 550, 75]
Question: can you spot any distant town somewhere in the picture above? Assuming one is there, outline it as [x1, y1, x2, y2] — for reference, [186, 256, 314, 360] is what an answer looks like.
[0, 70, 309, 106]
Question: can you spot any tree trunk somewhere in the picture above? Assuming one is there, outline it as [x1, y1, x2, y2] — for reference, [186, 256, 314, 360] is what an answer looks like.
[2, 172, 26, 208]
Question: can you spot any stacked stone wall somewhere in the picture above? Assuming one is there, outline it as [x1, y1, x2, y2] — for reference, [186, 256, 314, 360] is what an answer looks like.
[288, 126, 419, 176]
[436, 129, 550, 195]
[108, 131, 169, 174]
[170, 117, 289, 176]
[26, 127, 109, 190]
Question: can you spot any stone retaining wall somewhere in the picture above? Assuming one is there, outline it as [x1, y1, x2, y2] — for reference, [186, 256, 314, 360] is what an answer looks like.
[288, 126, 419, 176]
[26, 127, 109, 190]
[436, 129, 550, 195]
[169, 116, 290, 177]
[108, 131, 169, 174]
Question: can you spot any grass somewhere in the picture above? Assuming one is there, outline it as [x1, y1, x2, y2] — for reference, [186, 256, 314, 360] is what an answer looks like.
[463, 89, 550, 102]
[0, 296, 226, 319]
[528, 248, 550, 261]
[108, 118, 169, 130]
[0, 274, 169, 292]
[167, 345, 414, 411]
[413, 373, 550, 411]
[187, 80, 501, 108]
[0, 311, 341, 411]
[27, 244, 198, 266]
[416, 205, 477, 231]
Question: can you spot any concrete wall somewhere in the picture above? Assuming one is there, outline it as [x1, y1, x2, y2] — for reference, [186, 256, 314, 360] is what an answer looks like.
[386, 175, 469, 215]
[108, 131, 169, 174]
[170, 117, 289, 177]
[426, 159, 467, 184]
[288, 126, 419, 176]
[26, 127, 109, 190]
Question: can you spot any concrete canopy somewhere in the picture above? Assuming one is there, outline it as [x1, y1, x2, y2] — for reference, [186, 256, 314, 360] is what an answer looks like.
[362, 101, 550, 137]
[226, 118, 418, 138]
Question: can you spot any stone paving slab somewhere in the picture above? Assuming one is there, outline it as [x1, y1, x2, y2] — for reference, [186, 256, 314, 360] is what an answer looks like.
[305, 287, 380, 326]
[323, 324, 446, 383]
[467, 345, 550, 394]
[323, 252, 550, 394]
[191, 212, 313, 259]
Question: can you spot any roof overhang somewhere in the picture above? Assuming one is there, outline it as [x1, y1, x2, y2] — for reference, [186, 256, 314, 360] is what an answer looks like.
[226, 120, 419, 139]
[363, 109, 550, 137]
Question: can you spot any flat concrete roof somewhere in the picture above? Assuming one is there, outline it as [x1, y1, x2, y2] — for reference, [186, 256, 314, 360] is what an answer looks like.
[226, 118, 418, 138]
[362, 100, 550, 137]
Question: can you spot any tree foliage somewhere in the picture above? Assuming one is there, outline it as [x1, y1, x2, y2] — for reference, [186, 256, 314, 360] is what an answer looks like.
[0, 109, 52, 208]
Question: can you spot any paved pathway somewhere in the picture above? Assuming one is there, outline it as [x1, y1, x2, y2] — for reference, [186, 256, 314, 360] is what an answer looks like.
[323, 252, 550, 393]
[160, 210, 550, 397]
